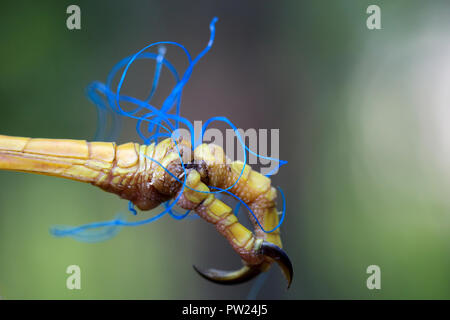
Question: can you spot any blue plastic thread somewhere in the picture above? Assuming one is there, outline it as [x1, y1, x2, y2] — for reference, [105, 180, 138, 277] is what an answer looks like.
[51, 17, 287, 243]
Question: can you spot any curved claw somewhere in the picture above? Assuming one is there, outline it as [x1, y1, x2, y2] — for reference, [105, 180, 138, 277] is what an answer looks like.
[193, 264, 265, 285]
[260, 241, 293, 289]
[193, 241, 293, 288]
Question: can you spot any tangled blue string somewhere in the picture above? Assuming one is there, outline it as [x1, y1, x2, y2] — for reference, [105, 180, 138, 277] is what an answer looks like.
[50, 17, 287, 243]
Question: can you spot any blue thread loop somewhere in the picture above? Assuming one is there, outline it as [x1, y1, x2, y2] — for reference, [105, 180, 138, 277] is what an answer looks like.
[51, 17, 287, 243]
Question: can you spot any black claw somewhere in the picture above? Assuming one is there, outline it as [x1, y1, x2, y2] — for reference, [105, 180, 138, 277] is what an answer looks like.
[193, 265, 263, 285]
[259, 241, 293, 289]
[192, 242, 293, 288]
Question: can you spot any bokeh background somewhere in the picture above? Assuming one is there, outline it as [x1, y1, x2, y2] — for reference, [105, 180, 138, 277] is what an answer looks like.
[1, 0, 450, 299]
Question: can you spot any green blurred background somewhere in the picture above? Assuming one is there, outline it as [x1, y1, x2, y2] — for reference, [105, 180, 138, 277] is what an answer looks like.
[1, 0, 450, 299]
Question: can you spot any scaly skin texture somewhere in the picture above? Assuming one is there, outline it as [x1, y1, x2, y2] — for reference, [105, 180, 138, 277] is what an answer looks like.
[0, 134, 281, 267]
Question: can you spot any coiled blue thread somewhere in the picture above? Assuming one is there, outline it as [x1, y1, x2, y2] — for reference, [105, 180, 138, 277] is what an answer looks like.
[51, 17, 287, 242]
